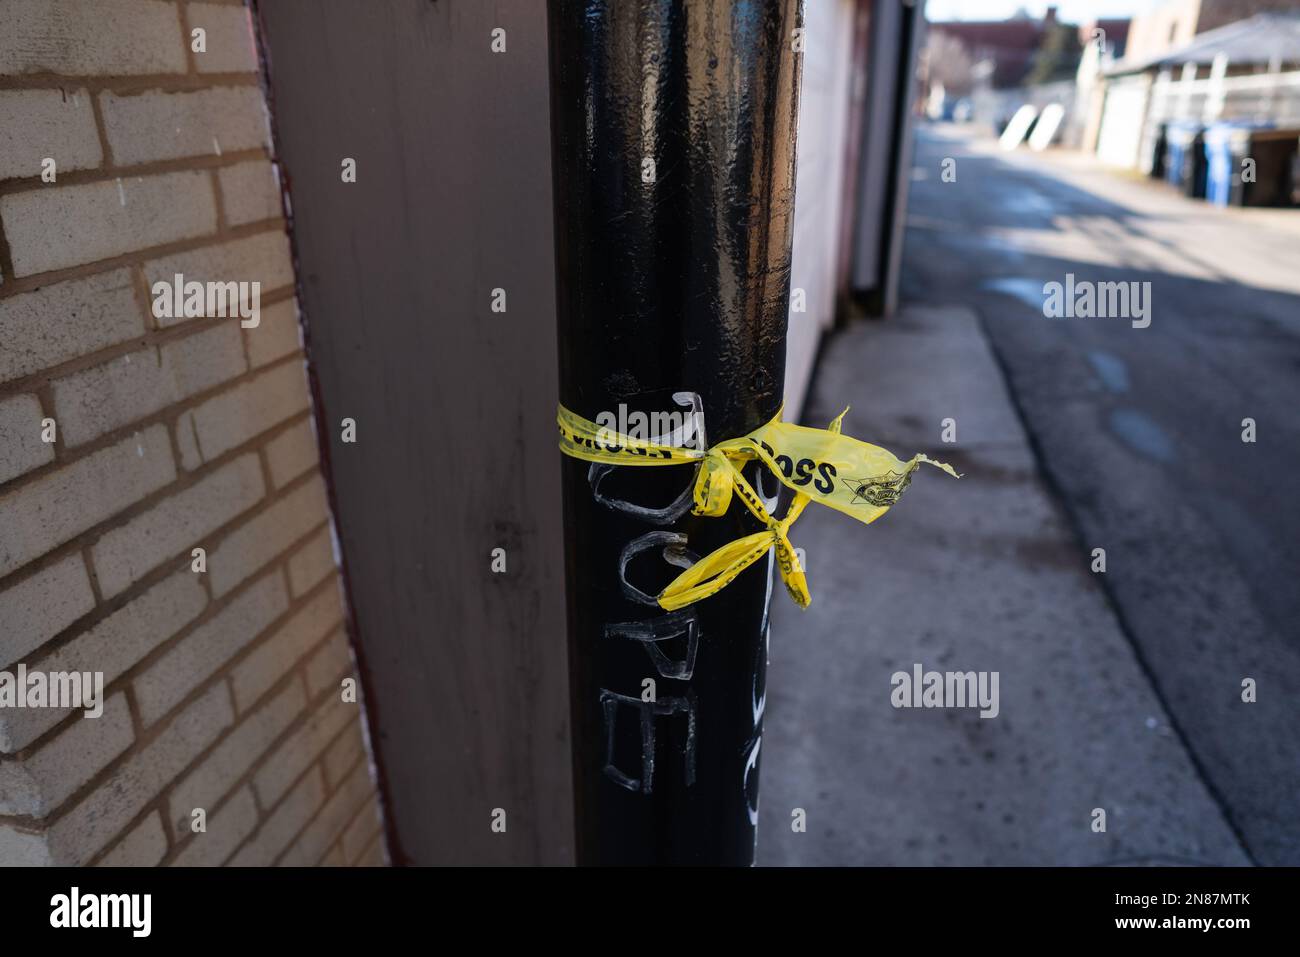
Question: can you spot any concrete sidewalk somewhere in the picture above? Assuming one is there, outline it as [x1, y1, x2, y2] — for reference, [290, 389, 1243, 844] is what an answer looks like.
[756, 303, 1248, 866]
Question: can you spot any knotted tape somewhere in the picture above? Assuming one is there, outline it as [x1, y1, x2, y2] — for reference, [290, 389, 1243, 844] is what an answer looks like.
[557, 403, 957, 611]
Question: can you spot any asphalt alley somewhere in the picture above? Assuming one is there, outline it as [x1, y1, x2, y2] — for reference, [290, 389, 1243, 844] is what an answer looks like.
[758, 124, 1300, 865]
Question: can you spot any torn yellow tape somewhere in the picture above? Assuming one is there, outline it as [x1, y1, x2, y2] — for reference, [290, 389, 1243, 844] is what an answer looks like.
[557, 403, 958, 611]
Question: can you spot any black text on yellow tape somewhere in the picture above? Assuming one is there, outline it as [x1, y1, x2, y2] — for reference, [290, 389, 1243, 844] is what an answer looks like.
[557, 403, 958, 611]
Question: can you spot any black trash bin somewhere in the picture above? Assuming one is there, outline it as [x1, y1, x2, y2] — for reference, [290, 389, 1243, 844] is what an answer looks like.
[1166, 121, 1207, 198]
[1240, 128, 1300, 207]
[1204, 123, 1299, 207]
[1150, 123, 1169, 180]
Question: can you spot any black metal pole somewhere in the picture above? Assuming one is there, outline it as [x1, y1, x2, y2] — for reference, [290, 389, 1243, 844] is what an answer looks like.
[548, 0, 801, 865]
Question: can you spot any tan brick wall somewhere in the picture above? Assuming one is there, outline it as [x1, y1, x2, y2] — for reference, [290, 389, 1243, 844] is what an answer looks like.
[0, 0, 385, 867]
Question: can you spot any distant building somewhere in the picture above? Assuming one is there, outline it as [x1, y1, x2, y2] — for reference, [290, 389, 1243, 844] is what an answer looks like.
[1124, 0, 1203, 64]
[928, 7, 1059, 89]
[1123, 0, 1300, 67]
[1075, 19, 1133, 152]
[1095, 9, 1300, 172]
[925, 7, 1130, 147]
[1079, 18, 1131, 59]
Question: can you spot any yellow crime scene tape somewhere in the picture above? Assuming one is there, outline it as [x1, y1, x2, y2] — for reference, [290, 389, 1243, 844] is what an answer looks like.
[557, 403, 958, 612]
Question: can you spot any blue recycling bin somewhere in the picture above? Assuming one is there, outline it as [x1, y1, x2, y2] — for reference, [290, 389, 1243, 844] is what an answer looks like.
[1165, 121, 1206, 197]
[1204, 124, 1240, 205]
[1204, 122, 1269, 206]
[1164, 123, 1189, 186]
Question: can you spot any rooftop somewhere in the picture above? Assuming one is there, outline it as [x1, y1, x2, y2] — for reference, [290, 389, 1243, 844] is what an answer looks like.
[1109, 12, 1300, 75]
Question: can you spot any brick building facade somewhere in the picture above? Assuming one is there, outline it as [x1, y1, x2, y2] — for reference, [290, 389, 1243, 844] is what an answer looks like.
[0, 0, 384, 867]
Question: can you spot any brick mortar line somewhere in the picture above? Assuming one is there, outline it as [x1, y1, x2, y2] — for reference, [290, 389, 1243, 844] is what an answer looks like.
[161, 648, 357, 866]
[0, 73, 260, 95]
[185, 414, 206, 478]
[0, 703, 200, 837]
[309, 765, 376, 867]
[0, 147, 270, 199]
[88, 81, 115, 169]
[162, 416, 193, 499]
[131, 262, 159, 333]
[197, 544, 217, 602]
[80, 543, 106, 607]
[0, 548, 190, 688]
[265, 671, 312, 818]
[56, 743, 204, 863]
[210, 167, 229, 233]
[294, 647, 354, 740]
[3, 557, 327, 764]
[0, 281, 295, 399]
[237, 312, 258, 368]
[178, 0, 199, 77]
[0, 569, 344, 833]
[0, 11, 325, 859]
[278, 538, 297, 584]
[182, 678, 360, 867]
[256, 437, 277, 493]
[226, 672, 299, 818]
[159, 676, 334, 863]
[0, 31, 368, 872]
[271, 674, 367, 784]
[233, 600, 344, 721]
[11, 464, 327, 696]
[0, 360, 308, 598]
[305, 682, 367, 803]
[0, 199, 15, 280]
[0, 209, 282, 300]
[215, 764, 326, 867]
[269, 750, 371, 868]
[122, 679, 146, 749]
[332, 795, 383, 866]
[133, 545, 340, 724]
[86, 794, 176, 866]
[0, 339, 303, 507]
[120, 567, 337, 737]
[323, 837, 346, 866]
[354, 830, 385, 867]
[0, 412, 309, 648]
[31, 383, 60, 463]
[222, 678, 240, 728]
[2, 590, 342, 844]
[350, 822, 385, 865]
[0, 405, 316, 655]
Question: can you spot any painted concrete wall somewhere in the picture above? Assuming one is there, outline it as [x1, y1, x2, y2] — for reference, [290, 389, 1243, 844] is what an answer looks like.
[786, 0, 858, 414]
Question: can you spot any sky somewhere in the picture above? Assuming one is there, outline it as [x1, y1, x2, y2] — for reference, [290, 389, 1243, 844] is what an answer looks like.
[924, 0, 1160, 22]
